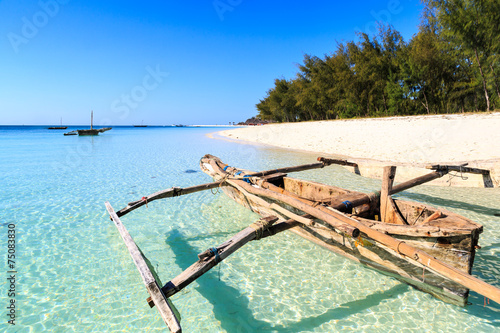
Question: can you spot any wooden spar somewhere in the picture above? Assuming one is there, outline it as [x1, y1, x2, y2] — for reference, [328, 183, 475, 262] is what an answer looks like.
[222, 179, 500, 305]
[105, 202, 182, 333]
[259, 220, 300, 239]
[380, 166, 397, 223]
[426, 164, 490, 175]
[117, 182, 221, 217]
[148, 219, 298, 307]
[326, 169, 449, 214]
[246, 162, 325, 177]
[390, 170, 446, 194]
[146, 216, 280, 302]
[317, 157, 358, 167]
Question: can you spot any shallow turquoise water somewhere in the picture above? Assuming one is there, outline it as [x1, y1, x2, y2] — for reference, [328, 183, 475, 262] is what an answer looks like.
[0, 126, 499, 332]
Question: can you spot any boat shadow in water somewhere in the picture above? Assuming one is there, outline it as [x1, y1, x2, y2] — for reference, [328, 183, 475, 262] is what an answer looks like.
[165, 229, 410, 332]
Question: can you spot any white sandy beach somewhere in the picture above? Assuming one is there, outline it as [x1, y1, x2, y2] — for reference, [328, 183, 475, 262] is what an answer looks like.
[221, 113, 500, 165]
[219, 113, 500, 187]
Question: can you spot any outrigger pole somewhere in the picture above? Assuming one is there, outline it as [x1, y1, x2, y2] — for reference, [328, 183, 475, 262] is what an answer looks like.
[105, 203, 182, 333]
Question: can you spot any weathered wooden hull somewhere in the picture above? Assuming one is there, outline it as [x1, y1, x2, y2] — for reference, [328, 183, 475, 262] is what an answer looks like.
[77, 127, 112, 136]
[201, 158, 483, 306]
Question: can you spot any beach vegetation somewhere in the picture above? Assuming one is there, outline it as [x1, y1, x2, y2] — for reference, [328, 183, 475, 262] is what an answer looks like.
[256, 0, 499, 121]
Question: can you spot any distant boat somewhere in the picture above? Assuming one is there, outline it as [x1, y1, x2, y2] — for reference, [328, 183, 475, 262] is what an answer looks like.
[64, 111, 111, 136]
[133, 120, 147, 127]
[77, 128, 112, 135]
[48, 118, 67, 130]
[174, 124, 186, 127]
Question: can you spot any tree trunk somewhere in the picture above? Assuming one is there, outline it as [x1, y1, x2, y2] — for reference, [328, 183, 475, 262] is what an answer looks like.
[422, 87, 430, 114]
[366, 94, 370, 116]
[382, 93, 388, 115]
[490, 63, 500, 103]
[474, 48, 490, 111]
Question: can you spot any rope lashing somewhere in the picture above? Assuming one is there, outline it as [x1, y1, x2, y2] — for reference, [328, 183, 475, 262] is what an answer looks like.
[342, 200, 353, 212]
[396, 241, 405, 255]
[447, 165, 469, 183]
[172, 187, 182, 197]
[250, 217, 276, 240]
[209, 247, 221, 263]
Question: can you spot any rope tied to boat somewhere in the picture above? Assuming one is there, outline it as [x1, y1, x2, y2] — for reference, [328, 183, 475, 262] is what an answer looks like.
[141, 197, 148, 208]
[250, 217, 276, 240]
[211, 186, 220, 195]
[396, 241, 405, 255]
[342, 200, 353, 212]
[172, 187, 182, 197]
[212, 174, 231, 195]
[209, 247, 221, 263]
[447, 165, 469, 184]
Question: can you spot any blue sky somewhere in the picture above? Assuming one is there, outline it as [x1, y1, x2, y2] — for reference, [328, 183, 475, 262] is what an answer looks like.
[0, 0, 424, 125]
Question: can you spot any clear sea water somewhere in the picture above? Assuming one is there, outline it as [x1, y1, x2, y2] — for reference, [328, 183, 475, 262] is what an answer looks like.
[0, 125, 499, 332]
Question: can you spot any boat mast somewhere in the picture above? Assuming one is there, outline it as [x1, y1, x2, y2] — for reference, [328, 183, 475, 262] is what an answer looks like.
[91, 110, 93, 130]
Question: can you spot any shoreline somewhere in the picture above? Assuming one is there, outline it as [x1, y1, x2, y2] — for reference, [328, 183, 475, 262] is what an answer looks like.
[216, 113, 500, 187]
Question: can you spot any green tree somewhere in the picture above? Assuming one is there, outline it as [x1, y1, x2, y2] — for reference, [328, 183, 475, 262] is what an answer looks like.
[427, 0, 495, 111]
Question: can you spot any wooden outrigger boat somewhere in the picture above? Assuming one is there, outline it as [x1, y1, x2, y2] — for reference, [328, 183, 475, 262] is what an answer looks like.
[105, 154, 500, 333]
[64, 111, 111, 136]
[48, 117, 67, 129]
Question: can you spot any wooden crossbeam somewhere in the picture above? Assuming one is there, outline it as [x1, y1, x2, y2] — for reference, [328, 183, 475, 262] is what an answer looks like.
[152, 216, 279, 301]
[426, 164, 490, 175]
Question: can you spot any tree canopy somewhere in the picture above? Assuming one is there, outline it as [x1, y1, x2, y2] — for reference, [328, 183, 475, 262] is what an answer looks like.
[256, 0, 499, 122]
